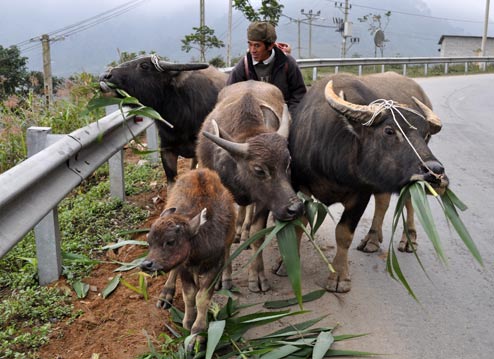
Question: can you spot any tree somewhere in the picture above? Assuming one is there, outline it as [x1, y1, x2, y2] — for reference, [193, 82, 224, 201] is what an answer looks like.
[0, 45, 28, 99]
[208, 55, 226, 68]
[233, 0, 284, 26]
[181, 25, 224, 61]
[358, 11, 391, 56]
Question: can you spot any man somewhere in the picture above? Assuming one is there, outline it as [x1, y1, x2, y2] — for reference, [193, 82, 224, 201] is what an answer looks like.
[227, 21, 307, 113]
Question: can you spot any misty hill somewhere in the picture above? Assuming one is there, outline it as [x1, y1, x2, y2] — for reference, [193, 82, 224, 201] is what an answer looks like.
[24, 0, 475, 77]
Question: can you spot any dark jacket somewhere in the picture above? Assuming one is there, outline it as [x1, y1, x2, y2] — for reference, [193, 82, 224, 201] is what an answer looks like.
[227, 46, 307, 113]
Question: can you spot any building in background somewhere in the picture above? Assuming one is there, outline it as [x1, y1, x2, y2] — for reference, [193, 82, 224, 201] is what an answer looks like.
[438, 35, 494, 57]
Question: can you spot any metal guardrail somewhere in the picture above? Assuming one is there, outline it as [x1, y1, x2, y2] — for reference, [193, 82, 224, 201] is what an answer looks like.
[222, 56, 494, 78]
[0, 107, 157, 284]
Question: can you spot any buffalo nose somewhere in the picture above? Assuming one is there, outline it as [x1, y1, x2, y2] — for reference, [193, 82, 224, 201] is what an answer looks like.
[287, 200, 304, 218]
[140, 260, 155, 272]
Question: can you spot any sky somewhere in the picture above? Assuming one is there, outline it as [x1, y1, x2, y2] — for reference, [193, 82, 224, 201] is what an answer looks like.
[1, 0, 492, 76]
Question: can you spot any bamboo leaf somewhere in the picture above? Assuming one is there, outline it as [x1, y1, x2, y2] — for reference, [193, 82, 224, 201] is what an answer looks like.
[262, 315, 329, 338]
[206, 320, 226, 359]
[72, 280, 90, 299]
[101, 240, 148, 250]
[260, 344, 301, 359]
[87, 96, 123, 111]
[102, 275, 121, 299]
[113, 257, 145, 272]
[441, 193, 483, 265]
[312, 331, 334, 359]
[445, 187, 468, 211]
[409, 182, 447, 264]
[276, 221, 303, 309]
[263, 289, 326, 309]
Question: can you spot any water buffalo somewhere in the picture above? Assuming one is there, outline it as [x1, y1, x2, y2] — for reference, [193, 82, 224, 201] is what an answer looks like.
[349, 72, 443, 254]
[140, 168, 236, 350]
[99, 55, 227, 186]
[289, 72, 448, 293]
[196, 80, 304, 293]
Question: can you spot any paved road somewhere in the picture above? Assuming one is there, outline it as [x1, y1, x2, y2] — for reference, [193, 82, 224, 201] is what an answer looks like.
[232, 73, 494, 359]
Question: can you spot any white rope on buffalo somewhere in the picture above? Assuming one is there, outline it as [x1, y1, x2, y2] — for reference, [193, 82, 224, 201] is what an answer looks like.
[365, 98, 441, 179]
[151, 54, 165, 72]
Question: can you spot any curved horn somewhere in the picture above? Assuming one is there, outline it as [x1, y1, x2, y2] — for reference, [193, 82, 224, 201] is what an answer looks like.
[276, 104, 291, 139]
[157, 60, 209, 72]
[325, 80, 382, 124]
[202, 130, 249, 157]
[412, 96, 442, 134]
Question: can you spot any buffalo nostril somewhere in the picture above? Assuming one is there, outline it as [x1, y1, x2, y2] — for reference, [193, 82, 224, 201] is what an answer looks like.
[422, 160, 444, 176]
[140, 260, 154, 271]
[287, 201, 304, 217]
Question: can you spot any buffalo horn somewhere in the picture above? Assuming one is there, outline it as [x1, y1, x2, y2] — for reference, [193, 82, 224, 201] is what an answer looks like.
[202, 131, 249, 157]
[411, 96, 442, 134]
[324, 80, 382, 124]
[276, 104, 291, 139]
[157, 60, 209, 72]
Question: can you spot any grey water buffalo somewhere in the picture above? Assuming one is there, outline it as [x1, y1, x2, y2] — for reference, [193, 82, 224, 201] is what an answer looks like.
[289, 72, 448, 293]
[140, 168, 236, 350]
[196, 80, 304, 292]
[99, 55, 227, 186]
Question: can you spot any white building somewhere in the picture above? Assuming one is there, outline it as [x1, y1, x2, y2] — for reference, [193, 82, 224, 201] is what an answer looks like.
[438, 35, 494, 57]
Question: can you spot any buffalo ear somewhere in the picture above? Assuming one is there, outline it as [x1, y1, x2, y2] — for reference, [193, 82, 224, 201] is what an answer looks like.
[161, 207, 177, 217]
[260, 105, 280, 131]
[189, 208, 207, 236]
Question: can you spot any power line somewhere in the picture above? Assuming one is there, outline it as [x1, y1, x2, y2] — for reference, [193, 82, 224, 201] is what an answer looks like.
[351, 2, 493, 24]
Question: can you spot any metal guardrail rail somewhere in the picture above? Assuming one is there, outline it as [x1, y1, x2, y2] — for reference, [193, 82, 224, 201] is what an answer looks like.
[0, 107, 156, 284]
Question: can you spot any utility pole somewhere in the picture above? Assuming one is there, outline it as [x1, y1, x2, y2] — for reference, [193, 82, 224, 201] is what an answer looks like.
[30, 34, 64, 106]
[334, 0, 357, 58]
[227, 0, 232, 66]
[300, 9, 321, 58]
[481, 0, 491, 57]
[200, 0, 206, 62]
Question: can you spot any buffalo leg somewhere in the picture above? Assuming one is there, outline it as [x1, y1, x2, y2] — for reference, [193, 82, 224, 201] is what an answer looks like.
[234, 204, 254, 243]
[156, 269, 178, 309]
[357, 193, 390, 253]
[160, 148, 178, 188]
[398, 198, 418, 252]
[248, 208, 270, 292]
[327, 194, 370, 293]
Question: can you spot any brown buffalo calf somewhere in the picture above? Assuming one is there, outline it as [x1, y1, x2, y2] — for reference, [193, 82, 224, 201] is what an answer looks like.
[140, 168, 236, 349]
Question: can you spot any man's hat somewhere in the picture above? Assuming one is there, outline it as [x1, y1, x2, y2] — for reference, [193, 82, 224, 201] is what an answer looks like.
[247, 21, 277, 44]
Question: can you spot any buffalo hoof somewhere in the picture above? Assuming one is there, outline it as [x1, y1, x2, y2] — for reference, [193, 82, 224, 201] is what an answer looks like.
[156, 289, 175, 309]
[186, 333, 206, 354]
[398, 230, 418, 253]
[248, 278, 270, 293]
[326, 273, 351, 293]
[271, 259, 288, 277]
[357, 230, 382, 253]
[221, 279, 233, 290]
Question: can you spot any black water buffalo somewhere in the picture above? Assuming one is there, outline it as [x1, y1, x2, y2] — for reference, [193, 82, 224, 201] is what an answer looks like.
[196, 80, 304, 292]
[289, 72, 448, 293]
[99, 55, 227, 186]
[140, 168, 236, 350]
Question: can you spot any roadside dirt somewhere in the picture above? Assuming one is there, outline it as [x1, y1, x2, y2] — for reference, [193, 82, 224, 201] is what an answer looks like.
[37, 154, 193, 359]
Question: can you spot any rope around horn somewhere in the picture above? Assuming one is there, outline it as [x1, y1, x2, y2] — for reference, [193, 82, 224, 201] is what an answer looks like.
[364, 99, 442, 180]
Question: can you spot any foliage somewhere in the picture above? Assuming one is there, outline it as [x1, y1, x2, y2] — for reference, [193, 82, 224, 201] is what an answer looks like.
[181, 26, 225, 61]
[107, 50, 162, 67]
[140, 291, 375, 358]
[358, 11, 392, 34]
[0, 45, 28, 100]
[0, 286, 73, 358]
[233, 0, 284, 26]
[208, 55, 226, 68]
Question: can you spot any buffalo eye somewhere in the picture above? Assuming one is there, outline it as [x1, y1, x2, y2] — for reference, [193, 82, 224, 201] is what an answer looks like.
[164, 237, 176, 247]
[253, 165, 266, 178]
[384, 126, 395, 136]
[140, 62, 150, 70]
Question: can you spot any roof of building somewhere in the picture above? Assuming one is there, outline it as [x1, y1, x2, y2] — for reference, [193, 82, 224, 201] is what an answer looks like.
[438, 35, 494, 45]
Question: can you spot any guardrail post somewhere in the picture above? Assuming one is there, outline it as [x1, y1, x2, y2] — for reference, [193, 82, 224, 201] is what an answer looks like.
[424, 64, 428, 76]
[146, 122, 159, 164]
[465, 62, 468, 73]
[445, 63, 449, 74]
[335, 66, 339, 74]
[312, 67, 318, 81]
[358, 65, 362, 76]
[26, 127, 62, 285]
[403, 64, 407, 76]
[381, 64, 385, 73]
[106, 106, 126, 201]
